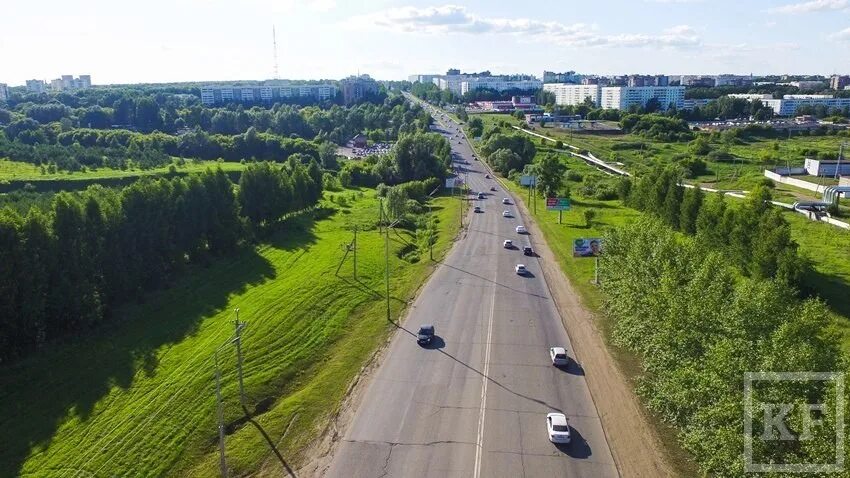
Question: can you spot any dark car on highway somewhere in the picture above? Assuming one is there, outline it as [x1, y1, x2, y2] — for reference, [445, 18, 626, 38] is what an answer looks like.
[417, 325, 435, 345]
[523, 245, 534, 256]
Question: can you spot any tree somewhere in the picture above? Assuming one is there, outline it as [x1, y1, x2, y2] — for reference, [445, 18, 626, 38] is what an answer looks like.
[679, 186, 704, 234]
[661, 174, 684, 229]
[385, 186, 408, 220]
[583, 209, 596, 228]
[488, 148, 523, 175]
[467, 117, 484, 138]
[535, 153, 566, 198]
[457, 107, 469, 122]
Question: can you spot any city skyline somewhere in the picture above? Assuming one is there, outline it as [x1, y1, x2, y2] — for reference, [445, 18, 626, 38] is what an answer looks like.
[2, 0, 850, 86]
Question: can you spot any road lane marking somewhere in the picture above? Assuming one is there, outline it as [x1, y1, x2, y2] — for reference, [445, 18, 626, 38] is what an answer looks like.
[472, 266, 498, 478]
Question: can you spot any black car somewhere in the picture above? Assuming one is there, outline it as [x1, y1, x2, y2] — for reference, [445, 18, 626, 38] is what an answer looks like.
[417, 324, 435, 345]
[523, 245, 534, 256]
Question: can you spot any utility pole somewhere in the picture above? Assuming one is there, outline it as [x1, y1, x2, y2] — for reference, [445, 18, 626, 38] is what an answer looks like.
[835, 142, 847, 181]
[214, 351, 228, 478]
[427, 186, 439, 261]
[353, 226, 358, 279]
[384, 222, 391, 322]
[232, 309, 247, 410]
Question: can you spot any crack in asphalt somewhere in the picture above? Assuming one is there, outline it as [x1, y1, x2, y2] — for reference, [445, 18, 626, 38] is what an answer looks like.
[377, 443, 394, 478]
[343, 438, 477, 447]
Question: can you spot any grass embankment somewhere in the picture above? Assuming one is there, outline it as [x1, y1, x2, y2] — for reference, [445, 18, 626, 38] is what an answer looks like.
[0, 187, 462, 477]
[0, 158, 246, 182]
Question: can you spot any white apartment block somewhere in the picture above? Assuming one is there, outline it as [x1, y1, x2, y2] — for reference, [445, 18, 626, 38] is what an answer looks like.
[761, 96, 850, 116]
[600, 86, 685, 111]
[199, 84, 337, 105]
[48, 75, 91, 91]
[460, 77, 542, 95]
[0, 83, 9, 102]
[436, 76, 466, 95]
[543, 84, 602, 107]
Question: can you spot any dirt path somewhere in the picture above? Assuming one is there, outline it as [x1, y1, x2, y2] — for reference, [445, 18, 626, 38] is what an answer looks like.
[514, 196, 676, 478]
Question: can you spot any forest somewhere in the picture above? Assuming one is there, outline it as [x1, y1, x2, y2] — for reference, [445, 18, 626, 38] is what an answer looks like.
[0, 87, 432, 172]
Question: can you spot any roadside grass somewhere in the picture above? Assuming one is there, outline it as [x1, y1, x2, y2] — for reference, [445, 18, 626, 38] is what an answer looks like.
[0, 187, 462, 477]
[0, 157, 246, 182]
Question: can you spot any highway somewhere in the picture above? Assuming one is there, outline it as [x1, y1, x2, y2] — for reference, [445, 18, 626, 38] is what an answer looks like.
[323, 102, 618, 478]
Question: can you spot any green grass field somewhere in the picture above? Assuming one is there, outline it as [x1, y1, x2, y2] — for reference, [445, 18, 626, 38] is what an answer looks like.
[0, 187, 463, 477]
[0, 158, 247, 182]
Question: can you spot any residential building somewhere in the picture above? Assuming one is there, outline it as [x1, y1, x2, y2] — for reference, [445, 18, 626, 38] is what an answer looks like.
[543, 84, 602, 107]
[786, 80, 825, 90]
[26, 80, 47, 93]
[199, 83, 338, 105]
[0, 83, 9, 102]
[436, 75, 467, 95]
[542, 70, 582, 84]
[600, 86, 685, 111]
[679, 75, 715, 87]
[48, 75, 92, 91]
[627, 75, 668, 87]
[340, 75, 379, 104]
[682, 98, 712, 110]
[408, 74, 440, 84]
[728, 93, 773, 101]
[831, 75, 850, 90]
[460, 76, 542, 95]
[761, 95, 850, 116]
[713, 74, 754, 87]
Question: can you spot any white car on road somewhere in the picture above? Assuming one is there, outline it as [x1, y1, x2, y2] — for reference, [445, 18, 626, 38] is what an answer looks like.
[502, 210, 512, 218]
[502, 198, 511, 205]
[515, 264, 528, 275]
[550, 347, 569, 366]
[515, 225, 527, 234]
[503, 239, 513, 249]
[546, 413, 572, 444]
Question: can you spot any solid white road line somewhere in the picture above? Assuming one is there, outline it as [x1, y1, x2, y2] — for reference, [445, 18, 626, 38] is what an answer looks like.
[472, 266, 498, 478]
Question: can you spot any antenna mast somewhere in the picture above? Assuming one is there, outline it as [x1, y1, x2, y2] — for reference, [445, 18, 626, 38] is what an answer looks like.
[272, 26, 280, 80]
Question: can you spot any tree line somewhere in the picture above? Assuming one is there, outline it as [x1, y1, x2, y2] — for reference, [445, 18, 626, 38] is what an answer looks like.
[0, 160, 323, 364]
[622, 166, 805, 287]
[338, 132, 451, 187]
[601, 216, 842, 476]
[1, 91, 433, 173]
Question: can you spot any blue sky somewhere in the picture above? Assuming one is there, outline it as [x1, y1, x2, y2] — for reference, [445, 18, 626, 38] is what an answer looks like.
[2, 0, 849, 85]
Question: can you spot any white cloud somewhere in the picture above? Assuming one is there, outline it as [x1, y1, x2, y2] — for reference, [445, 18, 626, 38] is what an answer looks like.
[644, 0, 703, 3]
[769, 0, 848, 14]
[348, 5, 701, 49]
[831, 26, 850, 40]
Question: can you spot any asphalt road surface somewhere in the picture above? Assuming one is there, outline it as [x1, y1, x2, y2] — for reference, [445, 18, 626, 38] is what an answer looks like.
[324, 101, 618, 478]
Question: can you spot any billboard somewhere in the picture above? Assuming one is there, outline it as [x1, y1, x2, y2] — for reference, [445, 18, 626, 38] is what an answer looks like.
[573, 238, 602, 257]
[520, 175, 537, 186]
[445, 177, 464, 188]
[546, 198, 571, 211]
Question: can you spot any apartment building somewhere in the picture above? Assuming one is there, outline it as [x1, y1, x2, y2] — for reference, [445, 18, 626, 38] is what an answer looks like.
[408, 74, 440, 84]
[26, 80, 47, 93]
[436, 75, 467, 95]
[831, 75, 850, 90]
[600, 86, 685, 111]
[542, 84, 602, 107]
[761, 95, 850, 116]
[199, 83, 338, 105]
[0, 83, 9, 102]
[340, 75, 379, 104]
[48, 75, 92, 91]
[542, 71, 582, 84]
[460, 77, 542, 95]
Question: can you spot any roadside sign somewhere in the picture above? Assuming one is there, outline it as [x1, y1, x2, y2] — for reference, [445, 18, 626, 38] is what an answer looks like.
[546, 198, 571, 211]
[445, 177, 464, 188]
[573, 238, 602, 257]
[520, 175, 537, 186]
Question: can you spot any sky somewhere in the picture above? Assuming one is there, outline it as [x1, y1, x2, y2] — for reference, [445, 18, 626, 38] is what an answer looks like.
[2, 0, 849, 86]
